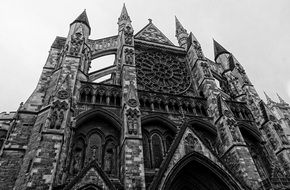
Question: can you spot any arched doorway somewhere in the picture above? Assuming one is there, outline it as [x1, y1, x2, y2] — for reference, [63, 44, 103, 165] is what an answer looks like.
[163, 152, 242, 190]
[78, 184, 101, 190]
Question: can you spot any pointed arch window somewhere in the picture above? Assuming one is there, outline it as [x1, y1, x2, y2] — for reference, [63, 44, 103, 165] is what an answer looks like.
[142, 134, 151, 169]
[151, 133, 163, 168]
[103, 140, 117, 176]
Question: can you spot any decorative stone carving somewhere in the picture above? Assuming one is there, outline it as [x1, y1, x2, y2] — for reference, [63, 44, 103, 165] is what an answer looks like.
[50, 111, 58, 129]
[124, 48, 134, 65]
[124, 24, 133, 45]
[69, 29, 84, 56]
[193, 41, 203, 58]
[57, 90, 70, 99]
[226, 118, 242, 142]
[136, 50, 191, 94]
[49, 100, 68, 129]
[135, 23, 174, 45]
[273, 123, 290, 145]
[200, 62, 211, 77]
[126, 108, 139, 135]
[184, 133, 201, 154]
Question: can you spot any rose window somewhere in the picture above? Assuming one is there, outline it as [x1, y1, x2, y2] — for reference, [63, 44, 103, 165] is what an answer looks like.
[136, 50, 191, 94]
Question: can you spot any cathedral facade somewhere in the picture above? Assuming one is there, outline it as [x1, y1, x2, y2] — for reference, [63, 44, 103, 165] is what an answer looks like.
[1, 5, 290, 190]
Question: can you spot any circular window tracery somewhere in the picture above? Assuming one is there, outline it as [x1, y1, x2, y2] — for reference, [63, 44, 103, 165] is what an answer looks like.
[136, 50, 191, 94]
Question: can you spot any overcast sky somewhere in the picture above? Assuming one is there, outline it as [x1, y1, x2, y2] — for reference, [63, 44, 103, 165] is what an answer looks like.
[0, 0, 290, 111]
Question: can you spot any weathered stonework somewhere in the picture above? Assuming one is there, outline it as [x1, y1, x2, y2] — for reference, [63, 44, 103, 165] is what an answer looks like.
[0, 5, 290, 190]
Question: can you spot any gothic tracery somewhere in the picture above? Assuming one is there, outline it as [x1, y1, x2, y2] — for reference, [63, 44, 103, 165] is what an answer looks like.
[136, 50, 191, 94]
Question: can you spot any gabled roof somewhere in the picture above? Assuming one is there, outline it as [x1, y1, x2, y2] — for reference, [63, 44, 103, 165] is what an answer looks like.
[63, 160, 116, 190]
[71, 10, 91, 32]
[135, 20, 174, 46]
[149, 119, 250, 190]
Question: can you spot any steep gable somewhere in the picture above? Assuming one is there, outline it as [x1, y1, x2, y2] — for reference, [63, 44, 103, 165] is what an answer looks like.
[149, 120, 249, 190]
[64, 161, 116, 190]
[135, 20, 174, 46]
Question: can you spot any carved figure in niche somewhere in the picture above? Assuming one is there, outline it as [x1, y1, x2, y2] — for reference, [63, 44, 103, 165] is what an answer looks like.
[104, 149, 113, 173]
[50, 111, 58, 129]
[124, 48, 134, 65]
[184, 133, 201, 154]
[91, 145, 99, 161]
[69, 28, 84, 56]
[72, 149, 82, 174]
[55, 111, 64, 129]
[126, 108, 139, 135]
[193, 41, 203, 58]
[124, 24, 133, 45]
[200, 62, 211, 77]
[126, 80, 138, 107]
[127, 115, 134, 134]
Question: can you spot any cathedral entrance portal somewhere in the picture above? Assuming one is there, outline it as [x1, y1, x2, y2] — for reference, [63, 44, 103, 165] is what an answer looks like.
[162, 152, 242, 190]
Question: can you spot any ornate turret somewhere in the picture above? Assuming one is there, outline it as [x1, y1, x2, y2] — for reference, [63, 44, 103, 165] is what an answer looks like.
[175, 16, 188, 49]
[277, 93, 288, 105]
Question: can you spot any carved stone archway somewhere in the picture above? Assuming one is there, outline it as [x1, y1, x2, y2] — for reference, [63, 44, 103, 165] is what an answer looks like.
[162, 152, 243, 190]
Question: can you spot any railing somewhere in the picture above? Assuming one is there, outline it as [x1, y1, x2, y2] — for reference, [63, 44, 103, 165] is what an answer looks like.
[138, 91, 208, 117]
[260, 177, 290, 189]
[77, 82, 122, 107]
[226, 100, 254, 121]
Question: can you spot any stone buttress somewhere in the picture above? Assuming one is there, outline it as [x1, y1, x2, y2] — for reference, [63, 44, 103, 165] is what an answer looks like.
[184, 27, 262, 188]
[214, 40, 290, 185]
[7, 11, 91, 190]
[118, 5, 146, 190]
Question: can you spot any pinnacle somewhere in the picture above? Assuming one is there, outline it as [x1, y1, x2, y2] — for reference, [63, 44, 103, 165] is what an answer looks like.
[175, 16, 187, 36]
[264, 91, 273, 103]
[213, 39, 230, 60]
[276, 93, 287, 104]
[119, 3, 131, 22]
[71, 10, 91, 31]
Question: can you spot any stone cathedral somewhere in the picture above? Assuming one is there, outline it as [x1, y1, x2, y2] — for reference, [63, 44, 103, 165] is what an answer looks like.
[2, 5, 290, 190]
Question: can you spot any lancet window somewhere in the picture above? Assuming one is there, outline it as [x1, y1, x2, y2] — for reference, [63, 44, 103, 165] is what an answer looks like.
[142, 121, 175, 170]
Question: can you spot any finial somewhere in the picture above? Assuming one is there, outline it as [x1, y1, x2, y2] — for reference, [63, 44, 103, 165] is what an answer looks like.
[175, 16, 187, 36]
[276, 93, 287, 104]
[118, 3, 131, 23]
[264, 91, 273, 104]
[148, 18, 152, 23]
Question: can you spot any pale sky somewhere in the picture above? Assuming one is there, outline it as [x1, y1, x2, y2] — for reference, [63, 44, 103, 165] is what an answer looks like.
[0, 0, 290, 111]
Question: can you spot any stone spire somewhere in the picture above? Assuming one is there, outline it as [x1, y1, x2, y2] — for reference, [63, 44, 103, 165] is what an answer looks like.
[276, 93, 288, 105]
[71, 10, 91, 33]
[175, 16, 188, 49]
[118, 3, 131, 32]
[264, 91, 274, 104]
[213, 39, 230, 60]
